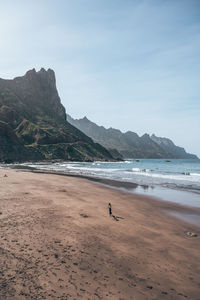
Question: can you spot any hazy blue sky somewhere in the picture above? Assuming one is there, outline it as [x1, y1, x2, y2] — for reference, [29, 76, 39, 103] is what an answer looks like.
[0, 0, 200, 156]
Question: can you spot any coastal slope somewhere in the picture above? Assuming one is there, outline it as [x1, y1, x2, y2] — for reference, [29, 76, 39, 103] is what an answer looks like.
[0, 68, 113, 162]
[67, 114, 198, 159]
[151, 134, 197, 159]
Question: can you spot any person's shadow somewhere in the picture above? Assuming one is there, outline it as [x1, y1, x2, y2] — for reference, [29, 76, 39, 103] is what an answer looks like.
[112, 215, 124, 221]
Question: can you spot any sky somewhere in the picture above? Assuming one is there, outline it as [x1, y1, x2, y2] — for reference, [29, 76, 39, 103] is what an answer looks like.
[0, 0, 200, 156]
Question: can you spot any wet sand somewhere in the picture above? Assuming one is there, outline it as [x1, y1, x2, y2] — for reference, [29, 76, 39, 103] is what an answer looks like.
[0, 168, 200, 299]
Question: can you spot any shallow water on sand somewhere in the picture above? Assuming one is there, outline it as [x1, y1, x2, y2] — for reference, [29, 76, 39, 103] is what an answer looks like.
[168, 211, 200, 227]
[134, 185, 200, 208]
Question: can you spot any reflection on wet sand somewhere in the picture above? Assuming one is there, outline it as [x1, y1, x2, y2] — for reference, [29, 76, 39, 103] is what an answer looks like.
[168, 211, 200, 228]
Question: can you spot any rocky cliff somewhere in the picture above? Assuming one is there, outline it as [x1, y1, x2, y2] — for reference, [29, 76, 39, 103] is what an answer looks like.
[0, 68, 114, 162]
[151, 134, 197, 159]
[67, 115, 198, 159]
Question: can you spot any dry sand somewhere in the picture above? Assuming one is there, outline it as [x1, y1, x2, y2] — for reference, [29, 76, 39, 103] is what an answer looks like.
[0, 168, 200, 300]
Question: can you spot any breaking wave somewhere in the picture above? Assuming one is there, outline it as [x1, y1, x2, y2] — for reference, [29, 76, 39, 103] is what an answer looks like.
[8, 158, 200, 194]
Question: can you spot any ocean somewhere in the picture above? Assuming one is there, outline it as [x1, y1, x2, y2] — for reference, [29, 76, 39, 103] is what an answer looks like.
[16, 158, 200, 208]
[19, 159, 200, 190]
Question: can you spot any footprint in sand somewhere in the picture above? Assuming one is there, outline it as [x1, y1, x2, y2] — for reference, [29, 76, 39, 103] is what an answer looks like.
[80, 213, 89, 218]
[54, 240, 61, 244]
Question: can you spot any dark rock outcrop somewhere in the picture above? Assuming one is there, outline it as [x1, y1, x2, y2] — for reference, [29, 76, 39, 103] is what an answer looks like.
[67, 115, 198, 159]
[0, 68, 114, 162]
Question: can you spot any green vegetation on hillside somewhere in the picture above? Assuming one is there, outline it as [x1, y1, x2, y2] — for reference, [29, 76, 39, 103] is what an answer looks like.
[0, 68, 114, 163]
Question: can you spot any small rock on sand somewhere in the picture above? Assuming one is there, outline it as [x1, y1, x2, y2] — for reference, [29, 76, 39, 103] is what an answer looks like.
[186, 232, 198, 237]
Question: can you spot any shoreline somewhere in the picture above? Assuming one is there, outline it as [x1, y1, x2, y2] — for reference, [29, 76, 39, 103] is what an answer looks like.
[3, 165, 200, 228]
[8, 162, 200, 194]
[32, 169, 200, 228]
[0, 168, 200, 299]
[6, 158, 200, 196]
[12, 167, 200, 227]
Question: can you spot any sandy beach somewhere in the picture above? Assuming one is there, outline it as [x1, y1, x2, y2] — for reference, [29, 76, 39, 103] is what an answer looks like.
[0, 168, 200, 300]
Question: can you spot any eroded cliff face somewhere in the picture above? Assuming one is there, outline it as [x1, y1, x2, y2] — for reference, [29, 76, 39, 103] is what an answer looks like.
[0, 68, 66, 126]
[0, 68, 113, 162]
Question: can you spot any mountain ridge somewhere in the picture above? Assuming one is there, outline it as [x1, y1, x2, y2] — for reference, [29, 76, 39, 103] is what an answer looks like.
[67, 114, 198, 159]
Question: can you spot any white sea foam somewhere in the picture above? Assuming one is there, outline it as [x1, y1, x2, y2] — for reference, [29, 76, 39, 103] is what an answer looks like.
[191, 173, 200, 176]
[131, 168, 152, 173]
[66, 166, 121, 173]
[13, 159, 200, 194]
[126, 170, 200, 183]
[131, 168, 141, 172]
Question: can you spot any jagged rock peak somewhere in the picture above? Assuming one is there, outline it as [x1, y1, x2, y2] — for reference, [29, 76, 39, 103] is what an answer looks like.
[124, 131, 139, 137]
[21, 68, 36, 80]
[141, 133, 150, 139]
[38, 68, 56, 84]
[19, 67, 56, 86]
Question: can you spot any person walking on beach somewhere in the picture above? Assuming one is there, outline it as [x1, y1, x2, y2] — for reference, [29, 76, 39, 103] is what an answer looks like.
[108, 203, 112, 216]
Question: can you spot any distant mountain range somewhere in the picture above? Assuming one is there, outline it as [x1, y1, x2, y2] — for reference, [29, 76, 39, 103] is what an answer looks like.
[0, 68, 114, 163]
[67, 115, 198, 159]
